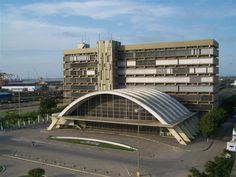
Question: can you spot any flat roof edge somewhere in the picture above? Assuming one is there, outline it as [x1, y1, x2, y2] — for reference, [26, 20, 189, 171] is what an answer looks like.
[64, 48, 97, 55]
[119, 39, 218, 51]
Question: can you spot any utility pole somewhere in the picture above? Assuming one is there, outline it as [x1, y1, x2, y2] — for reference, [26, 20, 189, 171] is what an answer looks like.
[135, 108, 141, 177]
[18, 91, 20, 116]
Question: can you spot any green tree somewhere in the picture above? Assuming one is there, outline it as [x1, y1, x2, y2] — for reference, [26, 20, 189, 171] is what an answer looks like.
[188, 167, 207, 177]
[28, 168, 45, 177]
[4, 111, 19, 126]
[20, 111, 38, 121]
[199, 113, 216, 137]
[199, 108, 227, 137]
[205, 154, 234, 177]
[221, 94, 236, 115]
[189, 151, 235, 177]
[39, 97, 57, 116]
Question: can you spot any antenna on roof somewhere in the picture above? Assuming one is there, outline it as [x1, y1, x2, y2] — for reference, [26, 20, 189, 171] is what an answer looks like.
[84, 32, 87, 43]
[98, 33, 101, 41]
[88, 36, 90, 46]
[110, 33, 113, 41]
[81, 33, 84, 43]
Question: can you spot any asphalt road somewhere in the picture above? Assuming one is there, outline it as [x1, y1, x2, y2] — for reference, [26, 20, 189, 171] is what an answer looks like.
[0, 117, 235, 177]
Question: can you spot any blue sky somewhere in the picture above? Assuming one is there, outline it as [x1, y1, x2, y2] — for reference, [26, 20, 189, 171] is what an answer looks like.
[0, 0, 235, 78]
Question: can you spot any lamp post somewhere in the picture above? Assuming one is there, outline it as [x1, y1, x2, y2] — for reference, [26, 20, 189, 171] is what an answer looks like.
[134, 108, 141, 177]
[18, 90, 21, 116]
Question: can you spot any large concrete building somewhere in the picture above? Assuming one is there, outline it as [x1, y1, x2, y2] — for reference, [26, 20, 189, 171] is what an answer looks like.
[49, 39, 219, 145]
[63, 39, 219, 113]
[49, 88, 199, 145]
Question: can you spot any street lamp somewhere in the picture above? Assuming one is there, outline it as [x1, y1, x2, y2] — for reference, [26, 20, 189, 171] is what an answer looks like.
[18, 90, 21, 116]
[134, 108, 141, 177]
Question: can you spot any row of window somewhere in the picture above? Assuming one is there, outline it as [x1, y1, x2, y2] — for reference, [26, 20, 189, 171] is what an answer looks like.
[120, 49, 192, 58]
[64, 78, 97, 83]
[64, 55, 96, 61]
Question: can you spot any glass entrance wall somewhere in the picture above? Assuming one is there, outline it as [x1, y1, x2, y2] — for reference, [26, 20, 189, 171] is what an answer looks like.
[70, 94, 158, 121]
[86, 122, 161, 134]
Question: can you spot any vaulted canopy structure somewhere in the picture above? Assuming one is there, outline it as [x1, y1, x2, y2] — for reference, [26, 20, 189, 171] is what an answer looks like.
[48, 88, 199, 145]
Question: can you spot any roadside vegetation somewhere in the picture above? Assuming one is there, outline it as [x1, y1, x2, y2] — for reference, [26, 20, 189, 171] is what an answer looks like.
[0, 110, 39, 128]
[221, 94, 236, 116]
[188, 150, 235, 177]
[19, 168, 45, 177]
[0, 97, 64, 129]
[39, 97, 59, 116]
[198, 94, 236, 138]
[198, 108, 227, 138]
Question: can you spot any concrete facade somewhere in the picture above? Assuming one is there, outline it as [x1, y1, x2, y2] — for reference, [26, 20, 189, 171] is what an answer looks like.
[63, 39, 219, 114]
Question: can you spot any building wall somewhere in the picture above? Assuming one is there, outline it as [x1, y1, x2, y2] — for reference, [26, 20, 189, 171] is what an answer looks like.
[97, 40, 121, 90]
[117, 39, 219, 113]
[63, 39, 219, 113]
[63, 47, 98, 103]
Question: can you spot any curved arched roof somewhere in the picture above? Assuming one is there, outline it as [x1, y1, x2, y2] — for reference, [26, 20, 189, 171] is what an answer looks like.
[59, 88, 192, 125]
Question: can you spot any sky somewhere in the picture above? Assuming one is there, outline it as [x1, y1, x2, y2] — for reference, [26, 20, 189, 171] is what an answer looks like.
[0, 0, 235, 78]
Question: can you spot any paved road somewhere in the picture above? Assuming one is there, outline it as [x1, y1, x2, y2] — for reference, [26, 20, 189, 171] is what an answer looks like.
[0, 117, 235, 177]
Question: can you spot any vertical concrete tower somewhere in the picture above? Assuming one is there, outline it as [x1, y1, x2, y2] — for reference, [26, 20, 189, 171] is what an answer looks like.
[97, 40, 121, 90]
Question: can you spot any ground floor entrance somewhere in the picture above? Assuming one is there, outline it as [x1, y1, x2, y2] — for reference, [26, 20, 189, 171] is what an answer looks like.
[75, 121, 173, 137]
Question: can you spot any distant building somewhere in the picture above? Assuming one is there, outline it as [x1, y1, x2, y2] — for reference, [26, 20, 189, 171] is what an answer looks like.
[63, 39, 219, 114]
[2, 82, 40, 92]
[0, 92, 12, 100]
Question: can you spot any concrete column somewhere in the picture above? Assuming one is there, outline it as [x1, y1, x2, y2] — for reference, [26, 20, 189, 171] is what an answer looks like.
[167, 128, 187, 145]
[47, 117, 59, 130]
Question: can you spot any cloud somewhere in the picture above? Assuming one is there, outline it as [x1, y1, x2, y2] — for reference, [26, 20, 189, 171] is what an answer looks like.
[7, 0, 176, 19]
[0, 0, 179, 50]
[0, 15, 105, 50]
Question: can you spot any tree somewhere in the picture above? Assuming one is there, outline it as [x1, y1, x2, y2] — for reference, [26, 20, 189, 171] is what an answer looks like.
[199, 113, 216, 137]
[221, 94, 236, 115]
[188, 167, 207, 177]
[189, 151, 235, 177]
[199, 108, 227, 137]
[28, 168, 45, 177]
[39, 97, 57, 116]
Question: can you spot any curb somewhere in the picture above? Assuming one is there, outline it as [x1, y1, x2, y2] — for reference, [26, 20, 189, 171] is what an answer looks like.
[202, 140, 214, 151]
[83, 129, 184, 151]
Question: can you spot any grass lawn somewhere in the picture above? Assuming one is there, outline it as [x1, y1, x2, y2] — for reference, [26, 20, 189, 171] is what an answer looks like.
[49, 137, 136, 152]
[0, 110, 18, 117]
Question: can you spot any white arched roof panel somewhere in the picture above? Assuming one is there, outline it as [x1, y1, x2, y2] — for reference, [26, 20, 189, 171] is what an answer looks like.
[120, 89, 174, 123]
[59, 90, 169, 125]
[115, 89, 169, 122]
